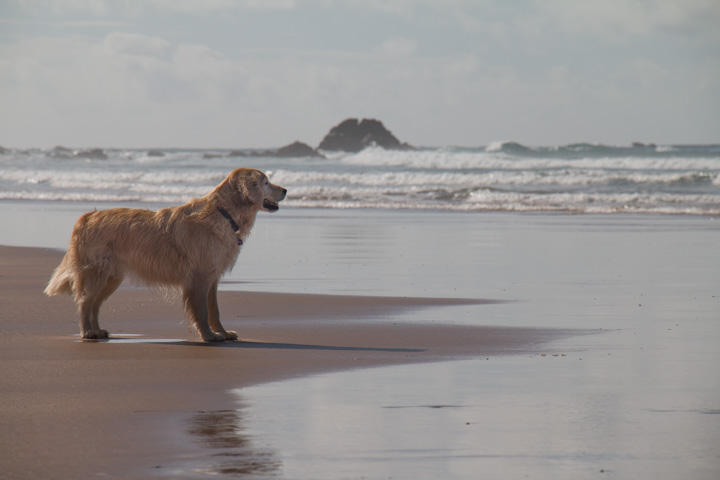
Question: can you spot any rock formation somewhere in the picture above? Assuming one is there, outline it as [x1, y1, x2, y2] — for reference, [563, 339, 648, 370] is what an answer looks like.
[74, 148, 108, 160]
[227, 141, 324, 159]
[317, 118, 412, 152]
[49, 146, 73, 159]
[274, 141, 324, 158]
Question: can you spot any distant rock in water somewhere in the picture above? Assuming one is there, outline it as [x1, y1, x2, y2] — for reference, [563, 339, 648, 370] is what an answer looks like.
[0, 145, 7, 155]
[485, 141, 533, 154]
[275, 141, 324, 158]
[147, 150, 166, 157]
[227, 141, 324, 158]
[318, 118, 412, 152]
[50, 146, 73, 159]
[227, 150, 250, 158]
[74, 148, 108, 160]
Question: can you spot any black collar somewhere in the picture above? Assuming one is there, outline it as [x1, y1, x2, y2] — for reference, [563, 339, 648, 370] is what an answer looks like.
[216, 206, 240, 233]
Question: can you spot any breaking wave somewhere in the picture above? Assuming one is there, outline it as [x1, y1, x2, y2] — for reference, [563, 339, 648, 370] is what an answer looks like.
[0, 144, 718, 215]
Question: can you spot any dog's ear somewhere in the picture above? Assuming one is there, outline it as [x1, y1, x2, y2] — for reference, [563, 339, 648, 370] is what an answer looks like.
[228, 169, 263, 207]
[249, 170, 261, 188]
[232, 169, 253, 185]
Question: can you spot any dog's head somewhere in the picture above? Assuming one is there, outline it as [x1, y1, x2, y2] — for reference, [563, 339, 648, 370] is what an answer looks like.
[229, 168, 287, 212]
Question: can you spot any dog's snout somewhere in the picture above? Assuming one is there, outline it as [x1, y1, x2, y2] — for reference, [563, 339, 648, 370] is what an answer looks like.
[281, 188, 287, 198]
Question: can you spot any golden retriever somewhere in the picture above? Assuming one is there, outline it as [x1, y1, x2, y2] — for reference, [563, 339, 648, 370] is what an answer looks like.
[44, 168, 286, 342]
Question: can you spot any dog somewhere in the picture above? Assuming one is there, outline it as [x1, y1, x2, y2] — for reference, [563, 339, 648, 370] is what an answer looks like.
[44, 168, 286, 342]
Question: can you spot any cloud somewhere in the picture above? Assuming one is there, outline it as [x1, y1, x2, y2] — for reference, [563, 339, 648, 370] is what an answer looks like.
[2, 1, 718, 147]
[2, 25, 718, 148]
[377, 37, 417, 56]
[102, 32, 171, 58]
[147, 0, 298, 11]
[0, 30, 466, 146]
[537, 0, 720, 42]
[8, 0, 110, 15]
[9, 0, 299, 15]
[0, 32, 243, 146]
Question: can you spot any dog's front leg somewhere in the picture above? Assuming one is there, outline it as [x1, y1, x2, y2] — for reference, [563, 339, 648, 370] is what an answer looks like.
[208, 282, 238, 341]
[183, 281, 224, 342]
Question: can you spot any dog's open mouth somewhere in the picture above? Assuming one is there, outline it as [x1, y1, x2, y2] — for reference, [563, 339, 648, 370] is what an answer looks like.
[263, 199, 280, 212]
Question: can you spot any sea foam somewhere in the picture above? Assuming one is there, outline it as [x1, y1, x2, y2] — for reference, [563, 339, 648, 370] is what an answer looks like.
[0, 144, 718, 214]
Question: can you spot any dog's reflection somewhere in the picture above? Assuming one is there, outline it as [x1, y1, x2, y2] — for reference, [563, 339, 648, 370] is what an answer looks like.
[188, 408, 281, 476]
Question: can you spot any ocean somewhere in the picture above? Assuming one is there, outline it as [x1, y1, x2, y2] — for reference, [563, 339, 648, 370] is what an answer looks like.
[1, 142, 719, 215]
[2, 143, 719, 478]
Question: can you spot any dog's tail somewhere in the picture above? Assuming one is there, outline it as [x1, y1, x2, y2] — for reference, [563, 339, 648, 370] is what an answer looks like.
[44, 252, 75, 297]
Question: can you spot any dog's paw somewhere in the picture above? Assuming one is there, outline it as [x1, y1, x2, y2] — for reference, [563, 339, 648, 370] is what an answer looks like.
[201, 331, 239, 342]
[202, 332, 226, 342]
[221, 331, 239, 341]
[82, 329, 110, 340]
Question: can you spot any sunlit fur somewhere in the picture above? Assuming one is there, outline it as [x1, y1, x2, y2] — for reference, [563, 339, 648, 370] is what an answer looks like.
[45, 168, 286, 341]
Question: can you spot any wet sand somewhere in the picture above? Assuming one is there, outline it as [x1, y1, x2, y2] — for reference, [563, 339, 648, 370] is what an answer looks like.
[0, 245, 580, 479]
[2, 205, 718, 479]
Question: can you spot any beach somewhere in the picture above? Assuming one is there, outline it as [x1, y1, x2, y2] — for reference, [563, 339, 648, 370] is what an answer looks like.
[3, 0, 719, 475]
[0, 244, 580, 479]
[1, 205, 719, 479]
[3, 0, 720, 476]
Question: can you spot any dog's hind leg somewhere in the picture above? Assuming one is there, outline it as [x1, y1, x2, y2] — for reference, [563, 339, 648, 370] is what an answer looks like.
[208, 281, 238, 341]
[89, 274, 123, 339]
[79, 296, 98, 339]
[183, 281, 225, 342]
[76, 264, 121, 340]
[77, 286, 105, 340]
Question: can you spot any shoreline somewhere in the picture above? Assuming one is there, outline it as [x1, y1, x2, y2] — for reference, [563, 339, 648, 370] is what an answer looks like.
[0, 245, 585, 479]
[2, 197, 720, 217]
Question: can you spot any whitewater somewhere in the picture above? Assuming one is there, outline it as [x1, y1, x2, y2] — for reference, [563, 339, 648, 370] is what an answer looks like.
[1, 142, 719, 215]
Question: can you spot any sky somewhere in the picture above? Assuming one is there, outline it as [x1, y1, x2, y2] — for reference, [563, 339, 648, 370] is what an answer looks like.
[1, 0, 719, 148]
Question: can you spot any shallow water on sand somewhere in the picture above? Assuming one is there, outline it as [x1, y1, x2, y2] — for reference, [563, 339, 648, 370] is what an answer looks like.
[9, 201, 718, 329]
[181, 208, 717, 479]
[2, 202, 719, 478]
[231, 347, 719, 480]
[172, 317, 719, 480]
